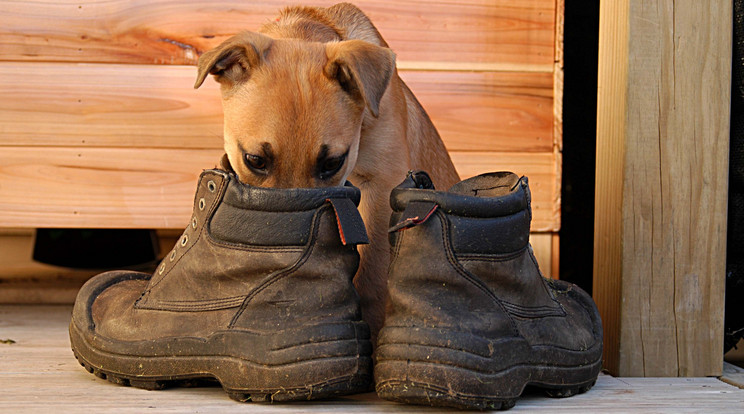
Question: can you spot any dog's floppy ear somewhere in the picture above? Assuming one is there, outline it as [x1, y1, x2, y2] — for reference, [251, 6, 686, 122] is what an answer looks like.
[194, 32, 273, 89]
[324, 3, 389, 47]
[324, 40, 395, 117]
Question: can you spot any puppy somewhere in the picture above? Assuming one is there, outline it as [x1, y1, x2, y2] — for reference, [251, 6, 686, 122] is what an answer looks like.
[194, 3, 460, 339]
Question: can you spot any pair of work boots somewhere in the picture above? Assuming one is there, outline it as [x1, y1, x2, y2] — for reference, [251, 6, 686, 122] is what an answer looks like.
[69, 162, 602, 410]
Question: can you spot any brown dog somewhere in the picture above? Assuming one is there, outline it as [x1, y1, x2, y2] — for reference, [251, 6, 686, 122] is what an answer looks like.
[194, 3, 460, 339]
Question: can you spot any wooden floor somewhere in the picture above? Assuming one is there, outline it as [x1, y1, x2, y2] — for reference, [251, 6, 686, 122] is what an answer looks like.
[2, 305, 743, 413]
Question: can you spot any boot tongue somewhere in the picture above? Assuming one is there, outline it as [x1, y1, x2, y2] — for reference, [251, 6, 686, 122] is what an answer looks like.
[218, 153, 235, 173]
[447, 172, 520, 198]
[409, 170, 435, 189]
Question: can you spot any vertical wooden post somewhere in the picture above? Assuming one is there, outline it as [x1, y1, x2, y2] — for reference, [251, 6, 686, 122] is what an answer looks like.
[594, 1, 732, 376]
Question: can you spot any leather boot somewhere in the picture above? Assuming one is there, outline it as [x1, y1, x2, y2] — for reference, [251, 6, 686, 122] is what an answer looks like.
[375, 171, 603, 410]
[69, 161, 372, 402]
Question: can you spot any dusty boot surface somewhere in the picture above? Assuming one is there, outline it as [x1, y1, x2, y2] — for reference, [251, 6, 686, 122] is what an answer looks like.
[69, 165, 372, 402]
[375, 171, 603, 410]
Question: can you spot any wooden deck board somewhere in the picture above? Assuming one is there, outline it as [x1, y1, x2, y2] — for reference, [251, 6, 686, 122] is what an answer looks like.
[1, 305, 743, 412]
[0, 0, 556, 68]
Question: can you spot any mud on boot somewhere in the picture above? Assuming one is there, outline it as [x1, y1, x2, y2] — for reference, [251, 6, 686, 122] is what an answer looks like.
[69, 158, 372, 402]
[374, 171, 603, 410]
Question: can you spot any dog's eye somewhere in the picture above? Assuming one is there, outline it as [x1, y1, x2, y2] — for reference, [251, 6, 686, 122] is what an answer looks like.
[318, 154, 346, 180]
[244, 153, 268, 174]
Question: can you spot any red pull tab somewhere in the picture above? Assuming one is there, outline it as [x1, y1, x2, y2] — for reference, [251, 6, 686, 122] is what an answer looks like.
[326, 198, 369, 245]
[388, 201, 438, 233]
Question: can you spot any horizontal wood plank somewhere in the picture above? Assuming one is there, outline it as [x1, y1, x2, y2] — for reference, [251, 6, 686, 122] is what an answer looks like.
[0, 62, 554, 153]
[0, 147, 557, 231]
[0, 0, 556, 69]
[399, 70, 554, 152]
[0, 230, 557, 303]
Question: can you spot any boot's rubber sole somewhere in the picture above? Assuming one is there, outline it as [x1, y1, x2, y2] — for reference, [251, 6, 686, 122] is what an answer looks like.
[374, 352, 600, 410]
[374, 281, 603, 410]
[69, 319, 372, 402]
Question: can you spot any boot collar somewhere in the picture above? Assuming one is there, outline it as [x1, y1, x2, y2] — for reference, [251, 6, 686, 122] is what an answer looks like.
[390, 171, 529, 218]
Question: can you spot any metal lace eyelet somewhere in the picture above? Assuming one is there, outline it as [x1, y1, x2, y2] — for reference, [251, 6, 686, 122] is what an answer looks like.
[180, 235, 188, 247]
[191, 216, 198, 229]
[207, 180, 216, 192]
[158, 263, 166, 275]
[198, 198, 205, 210]
[169, 250, 176, 262]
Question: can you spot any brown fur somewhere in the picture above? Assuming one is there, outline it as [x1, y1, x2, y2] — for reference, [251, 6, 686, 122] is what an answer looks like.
[195, 3, 460, 340]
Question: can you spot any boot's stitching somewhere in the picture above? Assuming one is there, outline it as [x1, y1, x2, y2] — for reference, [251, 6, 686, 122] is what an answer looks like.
[499, 301, 566, 318]
[142, 295, 246, 311]
[438, 212, 520, 335]
[228, 206, 327, 328]
[456, 247, 528, 262]
[206, 239, 305, 253]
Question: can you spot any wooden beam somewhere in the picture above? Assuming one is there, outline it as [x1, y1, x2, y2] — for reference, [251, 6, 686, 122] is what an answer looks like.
[0, 148, 558, 231]
[594, 0, 731, 376]
[0, 0, 555, 68]
[0, 62, 553, 153]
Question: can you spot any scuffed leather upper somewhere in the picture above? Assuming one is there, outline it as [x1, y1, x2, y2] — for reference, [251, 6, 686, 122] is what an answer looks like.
[78, 167, 367, 341]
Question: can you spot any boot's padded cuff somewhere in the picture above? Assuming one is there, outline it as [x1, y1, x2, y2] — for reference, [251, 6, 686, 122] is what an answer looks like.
[211, 206, 317, 246]
[448, 211, 530, 254]
[220, 171, 361, 212]
[390, 172, 527, 219]
[208, 169, 364, 246]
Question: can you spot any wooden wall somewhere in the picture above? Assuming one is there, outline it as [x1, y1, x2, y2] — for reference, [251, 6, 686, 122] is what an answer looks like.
[0, 1, 563, 293]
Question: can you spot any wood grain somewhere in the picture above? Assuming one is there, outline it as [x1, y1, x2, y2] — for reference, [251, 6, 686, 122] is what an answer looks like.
[0, 229, 556, 303]
[0, 0, 556, 70]
[529, 233, 554, 279]
[0, 148, 557, 231]
[3, 306, 744, 412]
[399, 70, 554, 152]
[594, 0, 731, 377]
[593, 0, 628, 378]
[0, 62, 554, 153]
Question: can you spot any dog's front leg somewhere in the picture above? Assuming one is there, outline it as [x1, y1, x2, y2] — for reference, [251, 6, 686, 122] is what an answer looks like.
[352, 180, 396, 344]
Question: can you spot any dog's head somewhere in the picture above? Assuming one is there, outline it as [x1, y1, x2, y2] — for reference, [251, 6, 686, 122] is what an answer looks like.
[194, 31, 395, 188]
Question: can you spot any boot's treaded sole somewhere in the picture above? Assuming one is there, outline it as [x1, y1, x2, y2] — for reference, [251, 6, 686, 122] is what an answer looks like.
[70, 320, 372, 402]
[374, 324, 602, 410]
[375, 357, 600, 410]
